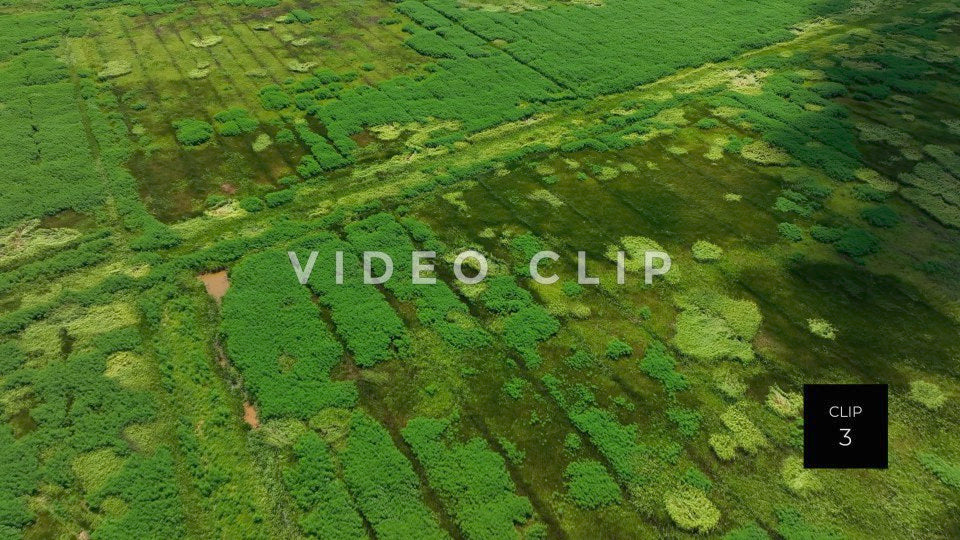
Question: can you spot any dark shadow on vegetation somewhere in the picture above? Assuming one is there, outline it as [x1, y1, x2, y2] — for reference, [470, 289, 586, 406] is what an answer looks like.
[787, 262, 960, 378]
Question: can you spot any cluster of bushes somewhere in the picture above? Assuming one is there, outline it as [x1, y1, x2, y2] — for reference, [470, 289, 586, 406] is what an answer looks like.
[293, 0, 847, 162]
[213, 107, 258, 136]
[860, 205, 899, 228]
[810, 225, 881, 260]
[402, 417, 535, 538]
[157, 295, 276, 537]
[605, 339, 633, 359]
[0, 424, 38, 535]
[283, 432, 366, 538]
[220, 250, 358, 418]
[295, 124, 352, 174]
[639, 340, 688, 395]
[173, 118, 213, 146]
[0, 44, 110, 226]
[672, 291, 761, 363]
[341, 413, 448, 539]
[290, 233, 409, 367]
[0, 322, 159, 535]
[917, 452, 960, 489]
[563, 460, 621, 509]
[544, 375, 648, 490]
[89, 448, 187, 538]
[825, 52, 933, 101]
[709, 407, 768, 461]
[258, 85, 292, 110]
[478, 275, 559, 368]
[899, 160, 960, 229]
[345, 213, 489, 349]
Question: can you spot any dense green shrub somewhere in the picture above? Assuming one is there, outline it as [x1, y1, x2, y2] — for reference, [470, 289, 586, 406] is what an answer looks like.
[291, 233, 408, 367]
[853, 185, 889, 202]
[275, 128, 295, 143]
[563, 460, 621, 509]
[777, 222, 803, 242]
[402, 417, 534, 538]
[481, 276, 533, 313]
[567, 405, 644, 486]
[860, 205, 899, 228]
[667, 407, 701, 437]
[0, 425, 38, 535]
[833, 228, 880, 258]
[283, 432, 366, 539]
[639, 341, 688, 394]
[258, 85, 292, 110]
[213, 107, 258, 136]
[696, 118, 719, 129]
[264, 189, 295, 207]
[809, 225, 842, 243]
[341, 413, 448, 539]
[604, 339, 633, 359]
[502, 306, 560, 368]
[221, 251, 358, 418]
[918, 452, 960, 489]
[88, 448, 185, 539]
[173, 118, 213, 145]
[239, 196, 265, 212]
[346, 214, 488, 350]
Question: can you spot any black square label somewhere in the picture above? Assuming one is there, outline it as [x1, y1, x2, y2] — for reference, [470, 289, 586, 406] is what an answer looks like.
[803, 384, 888, 469]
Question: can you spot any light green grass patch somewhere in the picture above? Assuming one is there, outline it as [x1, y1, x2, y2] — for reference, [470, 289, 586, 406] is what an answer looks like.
[0, 220, 81, 267]
[673, 290, 760, 362]
[855, 168, 898, 192]
[105, 351, 153, 390]
[123, 421, 165, 454]
[740, 140, 791, 165]
[252, 133, 272, 152]
[807, 318, 836, 339]
[190, 35, 223, 48]
[73, 448, 125, 494]
[97, 60, 131, 80]
[909, 380, 947, 410]
[527, 189, 564, 208]
[781, 455, 822, 495]
[691, 240, 723, 262]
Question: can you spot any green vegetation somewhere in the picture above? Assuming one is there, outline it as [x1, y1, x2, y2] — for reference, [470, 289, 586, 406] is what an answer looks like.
[640, 341, 688, 395]
[283, 432, 366, 538]
[402, 417, 535, 538]
[563, 460, 621, 509]
[665, 485, 720, 533]
[221, 251, 358, 418]
[2, 0, 960, 538]
[342, 413, 447, 539]
[173, 118, 214, 146]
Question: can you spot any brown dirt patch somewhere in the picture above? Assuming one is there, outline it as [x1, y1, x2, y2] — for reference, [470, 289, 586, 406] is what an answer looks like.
[243, 402, 260, 429]
[199, 270, 230, 303]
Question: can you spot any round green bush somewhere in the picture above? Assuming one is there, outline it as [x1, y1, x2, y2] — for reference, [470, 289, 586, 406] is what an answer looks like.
[173, 118, 213, 146]
[239, 196, 265, 212]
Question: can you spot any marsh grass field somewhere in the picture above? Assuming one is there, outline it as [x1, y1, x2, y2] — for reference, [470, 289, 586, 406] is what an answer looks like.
[1, 0, 960, 538]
